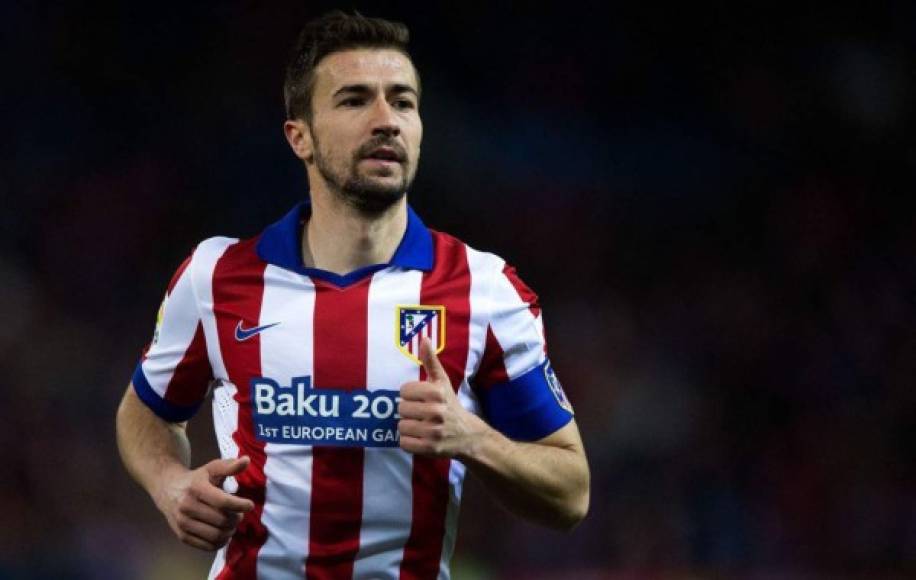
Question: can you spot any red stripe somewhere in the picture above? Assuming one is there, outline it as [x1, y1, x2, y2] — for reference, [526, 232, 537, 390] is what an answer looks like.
[306, 277, 371, 580]
[213, 238, 269, 580]
[502, 264, 540, 319]
[400, 231, 472, 580]
[474, 324, 509, 389]
[163, 322, 213, 407]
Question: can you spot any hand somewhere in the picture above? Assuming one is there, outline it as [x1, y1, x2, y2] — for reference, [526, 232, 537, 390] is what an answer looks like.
[398, 337, 490, 458]
[153, 456, 255, 551]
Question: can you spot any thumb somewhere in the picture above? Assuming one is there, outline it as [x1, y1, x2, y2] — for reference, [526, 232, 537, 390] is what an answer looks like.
[419, 336, 448, 383]
[206, 455, 250, 484]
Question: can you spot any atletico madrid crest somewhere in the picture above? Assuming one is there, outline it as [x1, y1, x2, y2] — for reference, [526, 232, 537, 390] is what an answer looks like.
[396, 305, 446, 365]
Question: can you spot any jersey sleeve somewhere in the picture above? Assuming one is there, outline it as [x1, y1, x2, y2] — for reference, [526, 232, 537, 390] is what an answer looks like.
[472, 263, 574, 441]
[132, 249, 213, 422]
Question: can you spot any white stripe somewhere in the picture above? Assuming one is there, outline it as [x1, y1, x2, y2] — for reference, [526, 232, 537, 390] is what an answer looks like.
[425, 244, 493, 577]
[191, 239, 242, 491]
[462, 245, 492, 415]
[256, 266, 316, 580]
[352, 267, 423, 580]
[440, 430, 465, 580]
[193, 238, 240, 487]
[194, 238, 239, 580]
[486, 260, 546, 380]
[140, 242, 221, 398]
[211, 380, 240, 489]
[435, 377, 475, 580]
[193, 236, 237, 382]
[207, 546, 227, 580]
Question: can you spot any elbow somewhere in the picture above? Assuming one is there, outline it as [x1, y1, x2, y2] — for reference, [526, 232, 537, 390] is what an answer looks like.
[572, 486, 590, 528]
[557, 487, 589, 532]
[567, 457, 591, 530]
[549, 465, 590, 532]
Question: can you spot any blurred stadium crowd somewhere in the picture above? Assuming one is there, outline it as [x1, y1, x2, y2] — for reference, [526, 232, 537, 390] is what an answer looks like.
[1, 2, 914, 579]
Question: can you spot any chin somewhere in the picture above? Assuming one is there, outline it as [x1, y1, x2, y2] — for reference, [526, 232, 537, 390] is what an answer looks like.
[340, 181, 407, 215]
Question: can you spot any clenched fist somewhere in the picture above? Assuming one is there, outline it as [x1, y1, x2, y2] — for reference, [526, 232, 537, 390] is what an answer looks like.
[153, 456, 255, 551]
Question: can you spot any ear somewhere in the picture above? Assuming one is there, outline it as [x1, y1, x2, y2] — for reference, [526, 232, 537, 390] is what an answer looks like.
[283, 119, 314, 163]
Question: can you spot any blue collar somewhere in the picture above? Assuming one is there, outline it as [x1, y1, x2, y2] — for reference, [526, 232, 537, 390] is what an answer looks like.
[256, 200, 433, 287]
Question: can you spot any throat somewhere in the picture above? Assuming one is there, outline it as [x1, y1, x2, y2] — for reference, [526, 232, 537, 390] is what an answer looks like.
[301, 197, 407, 275]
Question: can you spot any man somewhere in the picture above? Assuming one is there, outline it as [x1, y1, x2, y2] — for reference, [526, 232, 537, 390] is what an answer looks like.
[116, 10, 589, 580]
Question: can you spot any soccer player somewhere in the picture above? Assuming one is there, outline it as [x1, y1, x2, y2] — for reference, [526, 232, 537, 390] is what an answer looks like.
[116, 10, 589, 580]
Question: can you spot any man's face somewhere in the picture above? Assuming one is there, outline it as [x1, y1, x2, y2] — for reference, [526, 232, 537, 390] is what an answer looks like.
[305, 48, 422, 213]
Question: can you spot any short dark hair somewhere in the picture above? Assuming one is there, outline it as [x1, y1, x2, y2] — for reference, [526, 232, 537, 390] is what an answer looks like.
[283, 11, 418, 121]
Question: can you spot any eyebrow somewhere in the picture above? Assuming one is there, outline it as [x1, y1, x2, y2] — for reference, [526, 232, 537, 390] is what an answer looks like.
[332, 83, 419, 99]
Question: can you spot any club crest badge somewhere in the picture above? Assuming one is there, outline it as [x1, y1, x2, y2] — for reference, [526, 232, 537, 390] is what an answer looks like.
[396, 305, 446, 365]
[545, 360, 574, 414]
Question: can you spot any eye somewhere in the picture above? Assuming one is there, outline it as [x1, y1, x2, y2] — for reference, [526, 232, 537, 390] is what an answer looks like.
[393, 99, 415, 110]
[340, 97, 365, 107]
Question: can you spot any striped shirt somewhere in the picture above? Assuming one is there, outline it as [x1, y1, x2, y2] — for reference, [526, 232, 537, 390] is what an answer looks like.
[133, 201, 574, 580]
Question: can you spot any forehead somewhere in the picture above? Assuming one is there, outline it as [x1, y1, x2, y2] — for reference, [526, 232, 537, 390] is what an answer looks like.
[313, 49, 418, 95]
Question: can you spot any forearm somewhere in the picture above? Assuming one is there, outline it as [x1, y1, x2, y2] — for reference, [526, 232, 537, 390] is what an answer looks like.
[116, 385, 191, 500]
[457, 421, 590, 530]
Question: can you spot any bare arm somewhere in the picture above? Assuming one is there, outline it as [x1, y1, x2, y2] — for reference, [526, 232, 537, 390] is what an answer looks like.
[116, 385, 191, 494]
[456, 419, 588, 530]
[398, 339, 590, 530]
[116, 385, 254, 550]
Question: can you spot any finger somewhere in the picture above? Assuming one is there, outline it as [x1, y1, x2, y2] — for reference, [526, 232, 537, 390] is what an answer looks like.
[398, 400, 444, 422]
[399, 434, 429, 454]
[180, 498, 243, 530]
[181, 517, 228, 544]
[179, 519, 234, 550]
[399, 434, 443, 456]
[399, 381, 444, 403]
[419, 336, 449, 383]
[398, 418, 437, 439]
[196, 482, 256, 514]
[181, 533, 219, 551]
[205, 456, 251, 484]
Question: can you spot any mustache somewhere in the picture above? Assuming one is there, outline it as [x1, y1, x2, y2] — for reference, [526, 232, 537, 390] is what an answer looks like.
[356, 137, 407, 162]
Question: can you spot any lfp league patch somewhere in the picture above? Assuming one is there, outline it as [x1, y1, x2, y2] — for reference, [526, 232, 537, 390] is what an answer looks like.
[152, 294, 166, 346]
[396, 305, 445, 365]
[545, 360, 574, 414]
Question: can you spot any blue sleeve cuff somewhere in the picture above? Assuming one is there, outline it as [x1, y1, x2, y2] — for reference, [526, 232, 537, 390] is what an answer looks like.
[132, 363, 203, 423]
[479, 359, 574, 441]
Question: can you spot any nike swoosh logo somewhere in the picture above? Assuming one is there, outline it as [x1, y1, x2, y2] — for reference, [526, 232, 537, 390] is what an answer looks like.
[235, 321, 280, 341]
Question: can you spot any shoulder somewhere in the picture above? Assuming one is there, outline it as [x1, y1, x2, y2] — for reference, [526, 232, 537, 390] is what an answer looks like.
[428, 230, 539, 307]
[181, 236, 245, 284]
[188, 236, 242, 267]
[428, 229, 507, 280]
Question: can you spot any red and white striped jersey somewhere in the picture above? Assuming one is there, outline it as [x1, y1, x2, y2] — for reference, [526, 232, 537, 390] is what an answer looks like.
[133, 201, 574, 580]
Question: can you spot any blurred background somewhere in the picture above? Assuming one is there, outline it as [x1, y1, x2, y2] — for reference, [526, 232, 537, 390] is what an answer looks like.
[1, 1, 914, 578]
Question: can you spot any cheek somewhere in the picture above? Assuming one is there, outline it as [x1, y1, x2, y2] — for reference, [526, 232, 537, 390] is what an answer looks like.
[409, 121, 423, 155]
[319, 137, 354, 165]
[313, 120, 354, 156]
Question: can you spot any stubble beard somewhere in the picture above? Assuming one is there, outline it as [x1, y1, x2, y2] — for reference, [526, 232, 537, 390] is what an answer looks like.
[312, 132, 416, 216]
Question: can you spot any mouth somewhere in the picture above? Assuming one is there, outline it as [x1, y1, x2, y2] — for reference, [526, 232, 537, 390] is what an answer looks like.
[362, 146, 405, 165]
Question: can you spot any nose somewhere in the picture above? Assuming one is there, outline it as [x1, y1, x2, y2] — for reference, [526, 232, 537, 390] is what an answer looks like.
[370, 99, 400, 138]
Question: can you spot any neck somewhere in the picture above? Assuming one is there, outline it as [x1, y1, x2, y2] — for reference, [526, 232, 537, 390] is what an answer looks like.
[302, 188, 407, 275]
